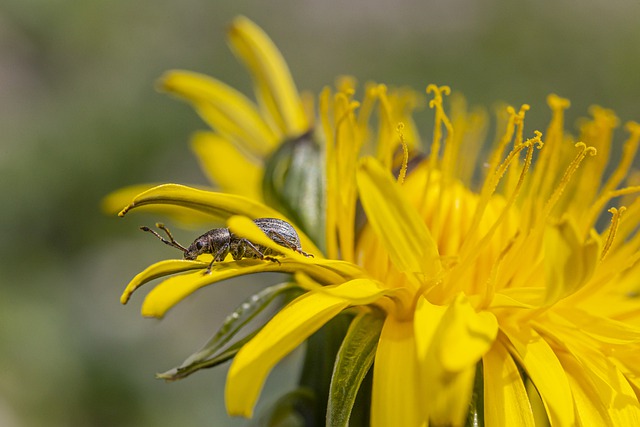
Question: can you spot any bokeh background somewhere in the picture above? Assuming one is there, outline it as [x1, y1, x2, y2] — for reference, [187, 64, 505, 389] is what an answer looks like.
[1, 0, 639, 425]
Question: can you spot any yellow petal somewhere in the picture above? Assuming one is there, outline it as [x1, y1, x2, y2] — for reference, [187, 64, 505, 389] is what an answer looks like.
[356, 157, 440, 275]
[429, 365, 475, 427]
[103, 183, 158, 215]
[118, 183, 274, 218]
[483, 340, 535, 426]
[120, 259, 206, 304]
[104, 184, 217, 226]
[141, 258, 365, 318]
[556, 350, 612, 425]
[551, 328, 640, 424]
[543, 218, 600, 305]
[371, 318, 425, 427]
[502, 327, 576, 426]
[228, 16, 309, 137]
[551, 308, 640, 345]
[225, 285, 364, 417]
[190, 132, 263, 200]
[434, 294, 498, 372]
[159, 70, 277, 157]
[413, 295, 497, 425]
[116, 184, 314, 251]
[315, 278, 394, 305]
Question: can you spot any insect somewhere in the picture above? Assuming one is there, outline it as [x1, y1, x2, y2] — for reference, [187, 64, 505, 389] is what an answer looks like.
[140, 218, 312, 273]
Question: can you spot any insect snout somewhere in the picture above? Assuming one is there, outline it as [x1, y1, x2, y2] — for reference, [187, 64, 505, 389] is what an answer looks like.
[184, 240, 207, 260]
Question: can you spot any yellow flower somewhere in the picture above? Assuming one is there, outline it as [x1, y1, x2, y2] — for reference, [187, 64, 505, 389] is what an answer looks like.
[115, 17, 640, 427]
[104, 15, 310, 212]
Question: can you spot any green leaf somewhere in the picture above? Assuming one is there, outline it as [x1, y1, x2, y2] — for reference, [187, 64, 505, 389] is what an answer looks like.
[263, 132, 326, 253]
[466, 361, 484, 427]
[250, 388, 316, 427]
[157, 282, 302, 381]
[326, 309, 384, 427]
[299, 311, 353, 426]
[157, 331, 258, 381]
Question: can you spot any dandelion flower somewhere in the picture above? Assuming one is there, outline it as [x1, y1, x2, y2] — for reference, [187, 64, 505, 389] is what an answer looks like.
[115, 16, 640, 427]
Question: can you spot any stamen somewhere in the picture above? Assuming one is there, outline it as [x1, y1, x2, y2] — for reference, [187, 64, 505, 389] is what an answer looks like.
[599, 121, 640, 196]
[357, 83, 379, 135]
[542, 142, 597, 220]
[522, 95, 570, 230]
[454, 134, 542, 287]
[480, 233, 518, 309]
[573, 107, 619, 209]
[300, 91, 316, 129]
[333, 96, 361, 263]
[421, 85, 453, 240]
[459, 106, 520, 254]
[336, 75, 357, 96]
[601, 207, 626, 261]
[426, 85, 453, 168]
[584, 185, 640, 237]
[374, 85, 397, 168]
[486, 106, 517, 175]
[396, 123, 409, 184]
[321, 88, 339, 260]
[505, 105, 530, 193]
[458, 128, 541, 259]
[322, 88, 362, 261]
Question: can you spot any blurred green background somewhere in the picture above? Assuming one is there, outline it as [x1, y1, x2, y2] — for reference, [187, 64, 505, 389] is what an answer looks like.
[1, 0, 639, 426]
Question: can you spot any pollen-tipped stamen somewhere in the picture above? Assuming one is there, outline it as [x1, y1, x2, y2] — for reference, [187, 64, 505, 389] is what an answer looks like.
[452, 134, 543, 293]
[599, 122, 640, 197]
[583, 185, 640, 237]
[457, 106, 527, 257]
[396, 124, 409, 184]
[527, 95, 571, 211]
[601, 207, 626, 261]
[542, 142, 597, 221]
[458, 130, 541, 261]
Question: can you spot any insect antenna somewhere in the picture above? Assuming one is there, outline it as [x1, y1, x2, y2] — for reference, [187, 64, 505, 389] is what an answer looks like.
[140, 223, 189, 253]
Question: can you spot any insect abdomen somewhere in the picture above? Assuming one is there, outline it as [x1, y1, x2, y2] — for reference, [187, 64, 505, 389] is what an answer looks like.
[253, 218, 301, 248]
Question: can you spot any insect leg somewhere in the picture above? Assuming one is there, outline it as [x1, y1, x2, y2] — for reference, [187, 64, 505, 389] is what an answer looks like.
[203, 243, 230, 275]
[239, 239, 281, 264]
[265, 230, 313, 258]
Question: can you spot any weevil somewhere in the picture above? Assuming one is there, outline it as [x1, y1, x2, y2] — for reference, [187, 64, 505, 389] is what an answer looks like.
[140, 218, 312, 273]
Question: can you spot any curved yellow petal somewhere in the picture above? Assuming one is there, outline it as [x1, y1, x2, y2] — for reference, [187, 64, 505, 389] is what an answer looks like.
[482, 341, 535, 426]
[104, 183, 217, 225]
[160, 70, 277, 157]
[371, 318, 425, 427]
[120, 259, 206, 304]
[314, 278, 394, 305]
[434, 294, 498, 372]
[226, 288, 352, 417]
[550, 308, 640, 346]
[141, 258, 365, 318]
[501, 327, 576, 426]
[549, 327, 640, 424]
[356, 157, 440, 275]
[118, 183, 274, 218]
[103, 183, 158, 215]
[228, 16, 309, 137]
[190, 132, 263, 201]
[557, 350, 611, 425]
[117, 184, 320, 255]
[543, 219, 599, 305]
[413, 295, 496, 425]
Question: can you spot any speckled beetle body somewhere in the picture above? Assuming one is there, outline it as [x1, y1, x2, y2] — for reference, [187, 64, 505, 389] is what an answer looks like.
[141, 218, 311, 273]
